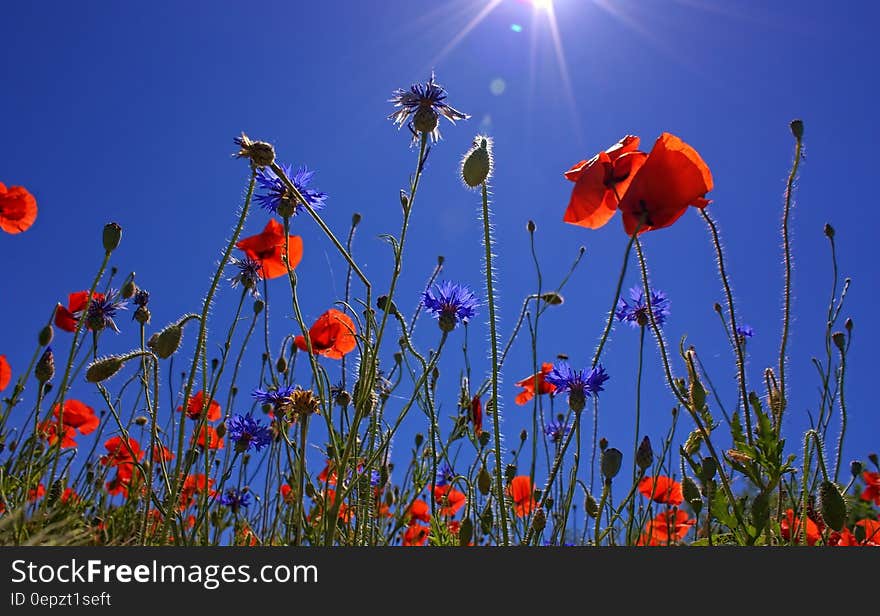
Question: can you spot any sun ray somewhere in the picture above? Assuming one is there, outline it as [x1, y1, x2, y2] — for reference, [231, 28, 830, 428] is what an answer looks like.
[426, 0, 505, 70]
[544, 3, 583, 146]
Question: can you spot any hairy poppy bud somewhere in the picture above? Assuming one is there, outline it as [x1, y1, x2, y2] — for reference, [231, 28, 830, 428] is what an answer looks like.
[478, 466, 492, 496]
[682, 476, 702, 511]
[148, 314, 195, 360]
[276, 355, 287, 374]
[819, 480, 847, 532]
[541, 292, 564, 306]
[103, 222, 122, 253]
[520, 429, 528, 443]
[38, 324, 54, 347]
[584, 491, 599, 518]
[601, 448, 623, 481]
[790, 119, 804, 139]
[699, 457, 718, 482]
[121, 278, 137, 299]
[86, 355, 126, 383]
[461, 135, 493, 188]
[636, 436, 654, 471]
[505, 464, 518, 483]
[35, 347, 55, 383]
[351, 212, 362, 227]
[233, 132, 275, 168]
[458, 517, 473, 547]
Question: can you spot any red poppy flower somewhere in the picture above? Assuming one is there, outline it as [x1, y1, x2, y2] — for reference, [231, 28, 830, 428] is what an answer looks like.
[192, 425, 224, 450]
[38, 420, 77, 448]
[780, 509, 820, 546]
[294, 309, 357, 359]
[178, 390, 221, 422]
[236, 523, 259, 546]
[0, 355, 11, 392]
[0, 182, 38, 234]
[508, 475, 536, 517]
[408, 498, 431, 523]
[60, 488, 79, 504]
[403, 522, 430, 546]
[280, 484, 295, 504]
[638, 476, 684, 506]
[636, 509, 695, 546]
[470, 395, 483, 437]
[180, 474, 216, 509]
[861, 471, 880, 506]
[100, 436, 143, 482]
[828, 527, 858, 546]
[53, 399, 99, 435]
[617, 132, 713, 235]
[563, 136, 648, 230]
[235, 219, 303, 279]
[152, 444, 174, 462]
[434, 485, 467, 517]
[514, 362, 557, 406]
[28, 484, 46, 502]
[321, 489, 353, 522]
[0, 500, 5, 514]
[856, 519, 880, 545]
[55, 291, 106, 332]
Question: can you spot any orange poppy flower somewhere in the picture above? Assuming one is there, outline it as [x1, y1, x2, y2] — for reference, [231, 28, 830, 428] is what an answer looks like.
[55, 291, 106, 332]
[294, 309, 357, 359]
[617, 132, 713, 235]
[470, 394, 483, 437]
[861, 471, 880, 506]
[434, 485, 467, 517]
[235, 219, 303, 279]
[514, 362, 557, 406]
[638, 476, 684, 506]
[100, 435, 143, 482]
[180, 474, 216, 509]
[563, 135, 648, 230]
[280, 484, 296, 504]
[152, 444, 174, 462]
[636, 509, 695, 546]
[178, 390, 221, 422]
[508, 475, 536, 517]
[320, 489, 353, 523]
[403, 522, 430, 546]
[780, 509, 820, 546]
[0, 355, 11, 392]
[28, 484, 46, 502]
[192, 425, 224, 450]
[408, 498, 431, 523]
[0, 182, 38, 234]
[0, 500, 5, 514]
[53, 399, 100, 435]
[38, 420, 77, 448]
[856, 518, 880, 545]
[60, 488, 79, 504]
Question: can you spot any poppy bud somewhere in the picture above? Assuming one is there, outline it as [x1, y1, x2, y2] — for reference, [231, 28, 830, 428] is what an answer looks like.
[437, 255, 444, 266]
[35, 347, 55, 383]
[683, 429, 702, 455]
[601, 448, 623, 481]
[414, 433, 424, 447]
[103, 222, 122, 253]
[276, 195, 297, 219]
[832, 331, 846, 353]
[121, 278, 137, 299]
[233, 132, 275, 168]
[458, 517, 473, 546]
[351, 212, 362, 227]
[478, 431, 490, 449]
[400, 190, 409, 211]
[713, 302, 722, 314]
[520, 429, 528, 443]
[699, 457, 718, 482]
[790, 119, 804, 139]
[823, 223, 835, 239]
[86, 355, 126, 383]
[527, 220, 536, 233]
[505, 464, 518, 483]
[216, 422, 227, 439]
[461, 135, 493, 188]
[599, 437, 608, 451]
[413, 107, 439, 135]
[38, 324, 54, 347]
[47, 479, 64, 505]
[636, 436, 654, 471]
[134, 306, 151, 325]
[253, 300, 264, 314]
[584, 491, 599, 518]
[870, 453, 879, 468]
[682, 476, 702, 511]
[541, 292, 564, 306]
[850, 460, 863, 477]
[377, 295, 398, 315]
[276, 355, 287, 374]
[478, 467, 492, 495]
[148, 325, 182, 360]
[134, 416, 148, 426]
[845, 318, 853, 332]
[819, 480, 847, 532]
[531, 508, 546, 533]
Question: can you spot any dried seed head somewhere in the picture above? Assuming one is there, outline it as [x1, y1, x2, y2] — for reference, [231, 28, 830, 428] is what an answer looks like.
[288, 388, 321, 421]
[233, 132, 275, 168]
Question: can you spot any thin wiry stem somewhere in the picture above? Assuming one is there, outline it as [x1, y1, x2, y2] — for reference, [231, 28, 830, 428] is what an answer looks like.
[779, 127, 803, 413]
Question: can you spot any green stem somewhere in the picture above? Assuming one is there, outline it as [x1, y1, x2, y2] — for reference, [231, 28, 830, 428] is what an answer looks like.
[627, 326, 646, 543]
[779, 128, 803, 412]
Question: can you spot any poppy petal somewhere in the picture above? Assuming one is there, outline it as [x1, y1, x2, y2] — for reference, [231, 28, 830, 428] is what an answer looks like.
[0, 355, 11, 392]
[0, 183, 38, 234]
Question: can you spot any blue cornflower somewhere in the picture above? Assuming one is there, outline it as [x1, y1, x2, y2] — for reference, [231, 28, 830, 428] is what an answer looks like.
[544, 419, 571, 445]
[370, 469, 382, 488]
[85, 290, 128, 333]
[736, 324, 755, 339]
[229, 255, 263, 296]
[252, 385, 296, 415]
[219, 488, 252, 511]
[133, 289, 150, 308]
[545, 362, 610, 412]
[388, 72, 470, 142]
[435, 463, 455, 487]
[615, 287, 670, 328]
[226, 413, 272, 453]
[422, 280, 478, 332]
[255, 163, 327, 216]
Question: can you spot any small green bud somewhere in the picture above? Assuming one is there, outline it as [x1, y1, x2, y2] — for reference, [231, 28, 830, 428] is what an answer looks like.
[699, 457, 718, 483]
[148, 325, 182, 360]
[527, 220, 536, 233]
[845, 318, 853, 332]
[819, 480, 847, 532]
[86, 355, 126, 383]
[458, 517, 473, 546]
[599, 437, 608, 451]
[351, 212, 362, 227]
[38, 325, 54, 347]
[823, 223, 835, 239]
[541, 292, 564, 306]
[682, 476, 702, 511]
[400, 190, 409, 210]
[35, 347, 55, 383]
[790, 119, 804, 139]
[103, 222, 122, 253]
[461, 135, 493, 188]
[253, 300, 264, 314]
[505, 464, 517, 483]
[134, 306, 151, 325]
[851, 460, 863, 477]
[636, 436, 654, 471]
[121, 278, 137, 299]
[134, 416, 148, 426]
[601, 448, 623, 481]
[478, 467, 492, 496]
[520, 429, 528, 443]
[215, 422, 227, 440]
[414, 433, 424, 447]
[832, 331, 846, 353]
[584, 491, 599, 518]
[276, 355, 287, 374]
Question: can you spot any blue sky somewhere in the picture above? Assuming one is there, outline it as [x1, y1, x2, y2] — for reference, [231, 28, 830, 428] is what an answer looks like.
[2, 0, 877, 498]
